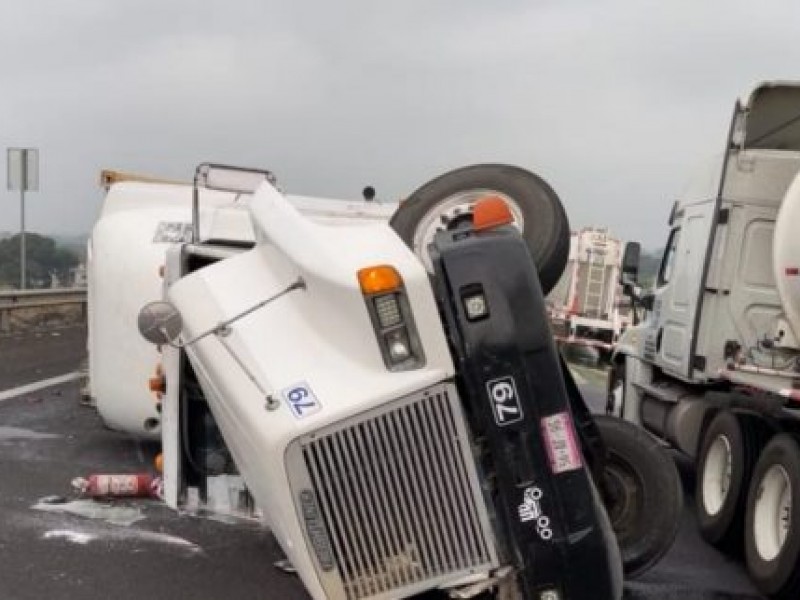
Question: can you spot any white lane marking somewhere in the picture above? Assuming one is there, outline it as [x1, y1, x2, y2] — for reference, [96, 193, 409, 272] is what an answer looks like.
[0, 371, 84, 402]
[0, 426, 60, 440]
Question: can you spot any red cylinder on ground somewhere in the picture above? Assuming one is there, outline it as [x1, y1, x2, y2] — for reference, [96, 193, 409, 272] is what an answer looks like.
[78, 473, 158, 498]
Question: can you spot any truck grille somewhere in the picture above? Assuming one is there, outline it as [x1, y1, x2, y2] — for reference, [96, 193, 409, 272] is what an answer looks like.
[289, 383, 497, 600]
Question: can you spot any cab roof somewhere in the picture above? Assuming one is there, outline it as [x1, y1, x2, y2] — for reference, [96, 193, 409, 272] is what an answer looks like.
[739, 81, 800, 151]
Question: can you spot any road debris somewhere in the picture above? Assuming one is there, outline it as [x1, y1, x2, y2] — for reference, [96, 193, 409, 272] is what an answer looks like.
[72, 473, 163, 499]
[44, 529, 96, 544]
[33, 497, 146, 526]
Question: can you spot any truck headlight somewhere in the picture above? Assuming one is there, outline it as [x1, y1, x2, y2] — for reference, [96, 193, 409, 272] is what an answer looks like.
[385, 327, 412, 361]
[358, 265, 425, 371]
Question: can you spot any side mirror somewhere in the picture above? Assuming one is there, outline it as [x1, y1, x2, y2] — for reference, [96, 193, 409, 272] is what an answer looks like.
[621, 242, 641, 279]
[622, 282, 635, 297]
[137, 301, 183, 345]
[640, 292, 655, 311]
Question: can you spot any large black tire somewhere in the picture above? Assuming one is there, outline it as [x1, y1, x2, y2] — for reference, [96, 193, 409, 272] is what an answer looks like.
[696, 411, 764, 553]
[594, 415, 683, 578]
[390, 164, 570, 295]
[744, 434, 800, 599]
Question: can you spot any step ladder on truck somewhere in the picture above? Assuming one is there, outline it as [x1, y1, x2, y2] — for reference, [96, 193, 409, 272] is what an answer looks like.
[610, 81, 800, 600]
[89, 162, 682, 599]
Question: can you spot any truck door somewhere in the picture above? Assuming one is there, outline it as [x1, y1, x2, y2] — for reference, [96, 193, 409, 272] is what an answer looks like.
[725, 207, 782, 353]
[648, 203, 714, 378]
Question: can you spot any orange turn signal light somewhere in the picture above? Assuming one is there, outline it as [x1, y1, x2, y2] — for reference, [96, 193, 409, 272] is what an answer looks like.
[358, 265, 402, 295]
[473, 195, 514, 231]
[148, 374, 166, 399]
[154, 453, 164, 473]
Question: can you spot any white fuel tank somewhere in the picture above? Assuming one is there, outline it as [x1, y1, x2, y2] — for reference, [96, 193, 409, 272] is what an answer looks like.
[88, 182, 254, 438]
[774, 171, 800, 349]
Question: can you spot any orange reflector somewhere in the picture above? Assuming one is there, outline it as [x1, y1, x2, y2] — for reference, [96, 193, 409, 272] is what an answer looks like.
[358, 265, 402, 294]
[154, 453, 164, 473]
[149, 376, 165, 394]
[473, 195, 514, 231]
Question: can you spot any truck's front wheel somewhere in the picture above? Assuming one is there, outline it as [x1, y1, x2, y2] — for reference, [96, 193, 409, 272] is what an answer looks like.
[745, 434, 800, 599]
[390, 164, 569, 295]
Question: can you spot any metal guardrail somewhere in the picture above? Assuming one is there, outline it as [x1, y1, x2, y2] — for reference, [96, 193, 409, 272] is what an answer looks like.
[0, 288, 87, 307]
[0, 288, 87, 333]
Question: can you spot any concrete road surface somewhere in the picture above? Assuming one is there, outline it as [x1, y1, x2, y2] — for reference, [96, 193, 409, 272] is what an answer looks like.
[0, 324, 87, 389]
[0, 330, 764, 599]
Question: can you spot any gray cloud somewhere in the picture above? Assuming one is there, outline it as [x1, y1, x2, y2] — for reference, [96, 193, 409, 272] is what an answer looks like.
[1, 0, 799, 249]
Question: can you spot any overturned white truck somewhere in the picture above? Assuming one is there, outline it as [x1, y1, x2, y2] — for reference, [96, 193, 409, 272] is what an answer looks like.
[610, 81, 800, 599]
[89, 163, 680, 599]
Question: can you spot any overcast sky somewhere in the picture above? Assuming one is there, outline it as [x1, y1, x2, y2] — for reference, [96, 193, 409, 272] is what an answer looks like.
[1, 0, 799, 248]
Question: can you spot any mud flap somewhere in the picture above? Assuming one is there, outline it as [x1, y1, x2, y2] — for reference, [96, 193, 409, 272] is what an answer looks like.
[430, 224, 623, 600]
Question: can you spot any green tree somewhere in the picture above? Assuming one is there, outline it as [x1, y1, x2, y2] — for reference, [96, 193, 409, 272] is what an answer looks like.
[0, 233, 80, 289]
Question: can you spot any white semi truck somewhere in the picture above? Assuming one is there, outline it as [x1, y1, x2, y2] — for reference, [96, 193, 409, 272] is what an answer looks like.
[547, 228, 630, 362]
[608, 81, 800, 599]
[89, 163, 681, 599]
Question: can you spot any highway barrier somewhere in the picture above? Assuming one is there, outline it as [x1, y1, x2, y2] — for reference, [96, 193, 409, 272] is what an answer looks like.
[0, 289, 87, 334]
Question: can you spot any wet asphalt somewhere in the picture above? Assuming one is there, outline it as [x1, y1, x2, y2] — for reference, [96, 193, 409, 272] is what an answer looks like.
[0, 330, 765, 600]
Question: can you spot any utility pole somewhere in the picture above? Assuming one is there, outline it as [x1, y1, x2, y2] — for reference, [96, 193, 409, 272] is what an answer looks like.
[7, 148, 38, 289]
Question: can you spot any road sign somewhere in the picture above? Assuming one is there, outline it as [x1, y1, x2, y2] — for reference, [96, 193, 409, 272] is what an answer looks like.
[7, 148, 39, 191]
[7, 147, 39, 289]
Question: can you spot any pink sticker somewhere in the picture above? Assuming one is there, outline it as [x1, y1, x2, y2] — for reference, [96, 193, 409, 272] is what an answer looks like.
[541, 412, 583, 474]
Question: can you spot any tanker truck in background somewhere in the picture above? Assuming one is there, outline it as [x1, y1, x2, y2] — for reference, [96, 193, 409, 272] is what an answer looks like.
[547, 228, 631, 363]
[609, 81, 800, 600]
[89, 162, 682, 599]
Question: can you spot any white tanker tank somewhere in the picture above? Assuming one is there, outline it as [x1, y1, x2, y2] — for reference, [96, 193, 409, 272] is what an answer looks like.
[773, 171, 800, 350]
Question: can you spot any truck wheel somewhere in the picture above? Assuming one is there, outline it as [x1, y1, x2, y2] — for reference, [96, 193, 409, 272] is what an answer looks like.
[594, 415, 682, 578]
[744, 434, 800, 599]
[605, 359, 625, 417]
[390, 164, 570, 295]
[696, 411, 764, 553]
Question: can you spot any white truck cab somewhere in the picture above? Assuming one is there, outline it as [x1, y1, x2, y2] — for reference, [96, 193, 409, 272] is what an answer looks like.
[611, 81, 800, 599]
[90, 162, 685, 600]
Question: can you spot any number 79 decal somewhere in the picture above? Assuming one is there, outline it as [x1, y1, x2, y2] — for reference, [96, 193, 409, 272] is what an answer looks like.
[281, 382, 322, 419]
[486, 376, 523, 426]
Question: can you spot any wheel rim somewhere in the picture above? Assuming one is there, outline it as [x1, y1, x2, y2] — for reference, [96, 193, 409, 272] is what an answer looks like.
[410, 189, 525, 272]
[702, 434, 733, 517]
[603, 454, 644, 542]
[753, 464, 792, 562]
